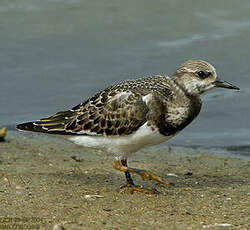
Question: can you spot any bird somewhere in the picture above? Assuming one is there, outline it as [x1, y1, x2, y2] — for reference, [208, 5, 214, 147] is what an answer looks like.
[17, 60, 240, 193]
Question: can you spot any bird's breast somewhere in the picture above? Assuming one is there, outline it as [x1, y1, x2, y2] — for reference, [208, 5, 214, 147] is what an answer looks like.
[158, 96, 201, 136]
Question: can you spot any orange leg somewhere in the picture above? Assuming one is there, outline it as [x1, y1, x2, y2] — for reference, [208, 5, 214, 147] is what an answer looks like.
[113, 158, 172, 194]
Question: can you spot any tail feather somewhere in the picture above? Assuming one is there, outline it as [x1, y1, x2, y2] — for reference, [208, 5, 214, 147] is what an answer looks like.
[16, 122, 48, 133]
[16, 121, 81, 135]
[16, 110, 79, 135]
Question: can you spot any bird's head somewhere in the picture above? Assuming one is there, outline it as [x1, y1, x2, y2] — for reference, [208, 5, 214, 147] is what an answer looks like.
[173, 60, 240, 96]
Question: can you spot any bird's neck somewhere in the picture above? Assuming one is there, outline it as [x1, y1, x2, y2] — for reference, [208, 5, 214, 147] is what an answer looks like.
[172, 75, 200, 97]
[171, 76, 202, 123]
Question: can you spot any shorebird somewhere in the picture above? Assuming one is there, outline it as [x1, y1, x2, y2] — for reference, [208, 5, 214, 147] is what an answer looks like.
[17, 60, 239, 193]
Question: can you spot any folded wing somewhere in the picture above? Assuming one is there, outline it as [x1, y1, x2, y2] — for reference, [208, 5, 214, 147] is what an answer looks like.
[17, 88, 149, 136]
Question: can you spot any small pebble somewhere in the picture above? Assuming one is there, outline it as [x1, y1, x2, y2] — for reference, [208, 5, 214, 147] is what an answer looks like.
[53, 223, 66, 230]
[203, 223, 232, 228]
[186, 171, 193, 176]
[84, 194, 104, 199]
[0, 127, 6, 142]
[71, 156, 83, 162]
[167, 173, 178, 177]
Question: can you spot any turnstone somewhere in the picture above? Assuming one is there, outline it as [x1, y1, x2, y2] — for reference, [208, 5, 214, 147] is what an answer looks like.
[17, 60, 239, 193]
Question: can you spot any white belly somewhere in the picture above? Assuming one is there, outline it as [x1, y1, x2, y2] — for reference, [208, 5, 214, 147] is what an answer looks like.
[69, 122, 173, 157]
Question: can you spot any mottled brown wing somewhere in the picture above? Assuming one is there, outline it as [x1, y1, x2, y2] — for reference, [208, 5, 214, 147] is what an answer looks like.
[17, 75, 174, 136]
[73, 89, 149, 136]
[17, 87, 149, 136]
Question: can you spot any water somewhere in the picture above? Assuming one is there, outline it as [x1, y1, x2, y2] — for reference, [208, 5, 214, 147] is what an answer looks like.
[0, 0, 249, 157]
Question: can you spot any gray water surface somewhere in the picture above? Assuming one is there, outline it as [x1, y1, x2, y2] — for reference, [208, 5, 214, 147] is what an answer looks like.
[0, 0, 249, 157]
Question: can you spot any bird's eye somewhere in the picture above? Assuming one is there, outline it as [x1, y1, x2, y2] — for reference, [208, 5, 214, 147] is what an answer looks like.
[197, 71, 207, 79]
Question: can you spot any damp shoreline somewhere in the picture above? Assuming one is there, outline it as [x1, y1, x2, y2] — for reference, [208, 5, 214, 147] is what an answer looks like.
[0, 131, 249, 229]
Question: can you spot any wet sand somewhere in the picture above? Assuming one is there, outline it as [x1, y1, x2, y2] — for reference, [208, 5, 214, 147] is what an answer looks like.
[0, 131, 249, 229]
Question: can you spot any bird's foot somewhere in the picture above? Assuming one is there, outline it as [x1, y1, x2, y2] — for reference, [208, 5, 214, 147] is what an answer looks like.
[113, 159, 173, 189]
[132, 168, 173, 187]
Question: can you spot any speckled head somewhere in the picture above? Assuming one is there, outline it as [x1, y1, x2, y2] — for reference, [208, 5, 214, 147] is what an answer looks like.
[173, 60, 240, 96]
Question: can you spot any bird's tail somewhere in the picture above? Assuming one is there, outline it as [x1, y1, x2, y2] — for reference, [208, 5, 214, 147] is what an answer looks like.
[16, 121, 48, 133]
[16, 110, 80, 135]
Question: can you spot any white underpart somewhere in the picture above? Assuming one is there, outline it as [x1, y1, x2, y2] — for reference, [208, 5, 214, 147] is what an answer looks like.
[69, 122, 172, 158]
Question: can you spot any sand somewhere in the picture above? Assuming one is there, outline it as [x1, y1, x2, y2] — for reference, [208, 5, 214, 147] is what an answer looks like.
[0, 131, 249, 229]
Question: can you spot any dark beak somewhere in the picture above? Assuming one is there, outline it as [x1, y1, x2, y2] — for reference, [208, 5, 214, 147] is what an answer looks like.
[214, 78, 240, 90]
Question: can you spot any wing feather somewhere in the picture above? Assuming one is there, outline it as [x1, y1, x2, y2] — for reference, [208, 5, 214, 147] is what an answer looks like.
[17, 91, 149, 136]
[17, 75, 173, 136]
